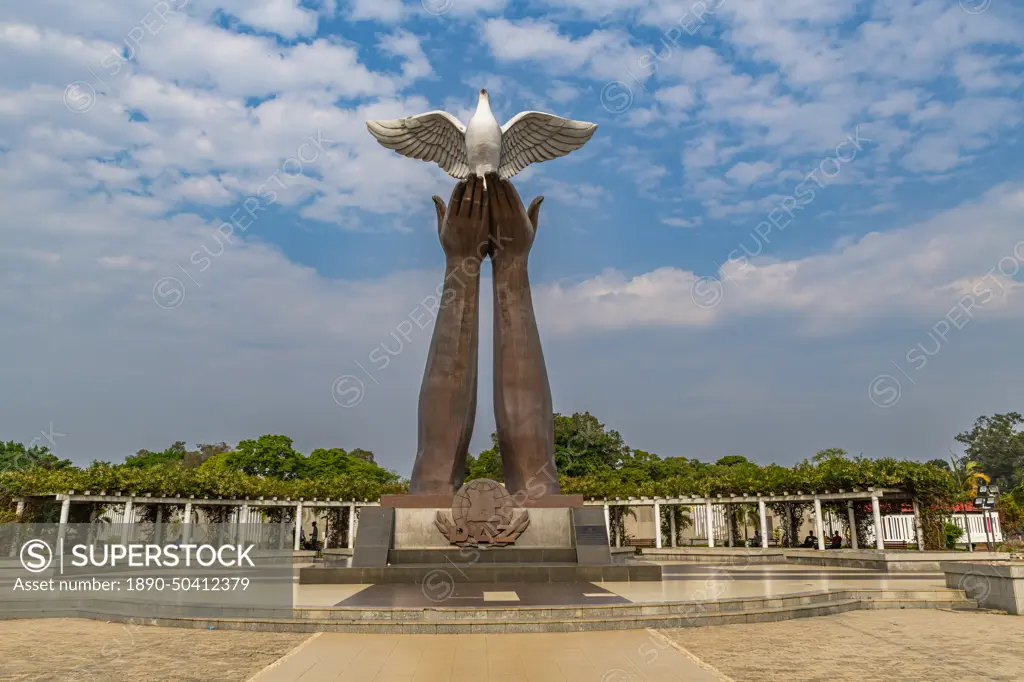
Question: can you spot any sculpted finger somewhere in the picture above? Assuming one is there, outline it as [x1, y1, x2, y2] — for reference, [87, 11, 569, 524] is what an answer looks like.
[471, 173, 484, 220]
[505, 178, 525, 212]
[487, 173, 507, 213]
[527, 196, 544, 231]
[460, 175, 476, 216]
[450, 181, 467, 214]
[431, 196, 446, 233]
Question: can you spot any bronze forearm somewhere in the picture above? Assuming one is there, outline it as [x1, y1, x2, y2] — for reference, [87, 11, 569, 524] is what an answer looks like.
[409, 257, 482, 494]
[492, 260, 558, 495]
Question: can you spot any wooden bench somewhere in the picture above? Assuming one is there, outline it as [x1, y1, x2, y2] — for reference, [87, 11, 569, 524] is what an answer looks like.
[625, 538, 656, 548]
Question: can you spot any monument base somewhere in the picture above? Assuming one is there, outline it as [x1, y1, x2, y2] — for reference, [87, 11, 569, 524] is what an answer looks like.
[300, 563, 662, 584]
[392, 507, 573, 549]
[338, 480, 658, 582]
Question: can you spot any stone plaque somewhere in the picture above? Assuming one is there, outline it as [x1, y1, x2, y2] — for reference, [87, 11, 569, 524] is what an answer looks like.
[435, 479, 530, 546]
[351, 507, 394, 567]
[575, 525, 608, 546]
[572, 507, 613, 565]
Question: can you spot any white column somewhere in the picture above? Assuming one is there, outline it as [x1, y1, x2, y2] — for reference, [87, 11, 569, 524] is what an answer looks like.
[813, 497, 825, 550]
[654, 501, 662, 549]
[726, 506, 734, 547]
[155, 506, 163, 545]
[705, 500, 715, 548]
[15, 499, 25, 520]
[847, 501, 858, 549]
[183, 501, 193, 544]
[669, 506, 677, 548]
[57, 497, 71, 543]
[293, 502, 304, 551]
[238, 503, 249, 544]
[603, 504, 611, 544]
[279, 511, 288, 549]
[120, 497, 134, 544]
[871, 495, 884, 550]
[912, 499, 925, 551]
[347, 504, 356, 549]
[758, 500, 768, 548]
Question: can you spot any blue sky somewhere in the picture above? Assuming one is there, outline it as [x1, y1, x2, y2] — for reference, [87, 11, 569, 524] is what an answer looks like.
[1, 0, 1022, 473]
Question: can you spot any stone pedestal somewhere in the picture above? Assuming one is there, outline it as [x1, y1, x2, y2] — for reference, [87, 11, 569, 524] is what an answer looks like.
[331, 481, 660, 582]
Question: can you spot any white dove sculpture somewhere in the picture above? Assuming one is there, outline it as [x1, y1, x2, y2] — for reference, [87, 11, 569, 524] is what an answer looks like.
[365, 89, 597, 188]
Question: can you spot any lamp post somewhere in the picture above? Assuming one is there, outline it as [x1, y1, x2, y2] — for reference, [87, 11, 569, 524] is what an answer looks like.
[975, 485, 1000, 550]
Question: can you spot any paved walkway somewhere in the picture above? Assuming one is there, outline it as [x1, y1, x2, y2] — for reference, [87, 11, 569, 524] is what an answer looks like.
[293, 563, 947, 608]
[663, 609, 1024, 682]
[248, 629, 725, 682]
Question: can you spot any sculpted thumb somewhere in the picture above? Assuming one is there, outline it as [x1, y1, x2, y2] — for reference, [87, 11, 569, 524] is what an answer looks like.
[527, 196, 544, 231]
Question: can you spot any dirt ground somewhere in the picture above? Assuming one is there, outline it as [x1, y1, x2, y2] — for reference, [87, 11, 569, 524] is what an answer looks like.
[0, 619, 309, 682]
[661, 610, 1024, 682]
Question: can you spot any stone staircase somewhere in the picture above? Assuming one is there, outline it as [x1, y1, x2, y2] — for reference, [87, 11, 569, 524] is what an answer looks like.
[0, 587, 977, 633]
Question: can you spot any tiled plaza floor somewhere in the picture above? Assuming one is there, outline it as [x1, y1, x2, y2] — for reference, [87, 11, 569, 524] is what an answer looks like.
[291, 562, 948, 608]
[247, 629, 723, 682]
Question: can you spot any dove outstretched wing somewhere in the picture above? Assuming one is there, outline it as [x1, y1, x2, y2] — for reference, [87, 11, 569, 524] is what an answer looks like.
[365, 111, 470, 179]
[498, 112, 597, 179]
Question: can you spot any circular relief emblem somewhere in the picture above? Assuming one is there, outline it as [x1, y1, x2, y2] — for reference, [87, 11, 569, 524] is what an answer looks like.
[451, 479, 512, 541]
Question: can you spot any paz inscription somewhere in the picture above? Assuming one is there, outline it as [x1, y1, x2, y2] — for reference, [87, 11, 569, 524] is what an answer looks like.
[434, 479, 530, 546]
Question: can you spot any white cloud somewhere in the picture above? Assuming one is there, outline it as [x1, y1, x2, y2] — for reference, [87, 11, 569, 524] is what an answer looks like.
[653, 84, 695, 109]
[542, 180, 608, 207]
[661, 217, 701, 228]
[534, 183, 1024, 335]
[347, 0, 405, 23]
[482, 18, 646, 82]
[215, 0, 321, 38]
[725, 161, 778, 186]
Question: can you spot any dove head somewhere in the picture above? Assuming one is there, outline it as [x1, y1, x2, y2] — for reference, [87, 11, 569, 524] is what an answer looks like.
[476, 89, 491, 111]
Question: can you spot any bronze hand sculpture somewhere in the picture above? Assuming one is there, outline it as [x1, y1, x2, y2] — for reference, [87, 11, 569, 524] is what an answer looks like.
[409, 173, 560, 496]
[486, 174, 558, 495]
[409, 176, 488, 494]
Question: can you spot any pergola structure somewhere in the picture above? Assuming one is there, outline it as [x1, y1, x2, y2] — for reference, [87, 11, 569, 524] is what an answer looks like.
[13, 491, 380, 550]
[13, 486, 926, 552]
[583, 487, 925, 551]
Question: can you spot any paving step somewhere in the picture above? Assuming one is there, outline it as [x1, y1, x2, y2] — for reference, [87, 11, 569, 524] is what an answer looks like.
[0, 589, 978, 633]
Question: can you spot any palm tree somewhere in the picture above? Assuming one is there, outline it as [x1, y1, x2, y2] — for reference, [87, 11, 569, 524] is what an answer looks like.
[736, 503, 761, 543]
[660, 506, 693, 546]
[949, 452, 991, 550]
[951, 455, 990, 493]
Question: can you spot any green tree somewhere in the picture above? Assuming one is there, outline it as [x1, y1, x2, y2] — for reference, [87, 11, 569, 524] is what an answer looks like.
[182, 442, 232, 469]
[955, 412, 1024, 489]
[304, 448, 399, 484]
[553, 411, 629, 476]
[126, 441, 232, 469]
[124, 441, 188, 468]
[466, 439, 503, 481]
[0, 441, 72, 472]
[229, 435, 304, 479]
[347, 448, 376, 464]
